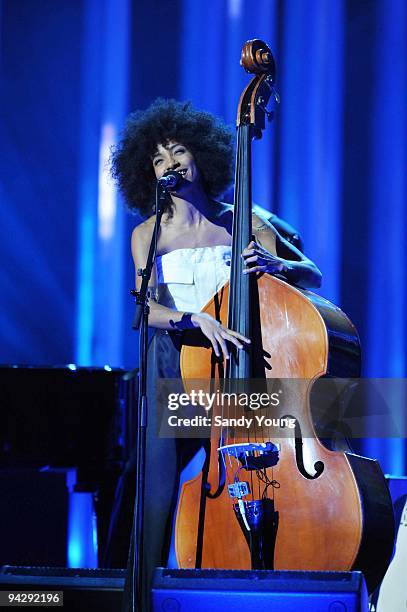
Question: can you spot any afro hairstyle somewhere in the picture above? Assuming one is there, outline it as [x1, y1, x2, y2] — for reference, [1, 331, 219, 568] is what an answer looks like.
[110, 98, 234, 216]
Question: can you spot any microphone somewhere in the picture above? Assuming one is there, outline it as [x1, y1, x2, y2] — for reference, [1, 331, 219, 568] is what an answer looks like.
[157, 170, 183, 189]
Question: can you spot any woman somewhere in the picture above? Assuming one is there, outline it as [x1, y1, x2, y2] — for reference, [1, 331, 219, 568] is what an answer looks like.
[111, 98, 321, 608]
[112, 98, 321, 358]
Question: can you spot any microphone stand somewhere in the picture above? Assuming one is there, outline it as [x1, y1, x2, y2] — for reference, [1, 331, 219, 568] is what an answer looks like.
[122, 183, 168, 612]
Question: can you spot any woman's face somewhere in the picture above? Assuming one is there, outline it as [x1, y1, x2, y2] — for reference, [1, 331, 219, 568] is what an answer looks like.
[152, 142, 200, 188]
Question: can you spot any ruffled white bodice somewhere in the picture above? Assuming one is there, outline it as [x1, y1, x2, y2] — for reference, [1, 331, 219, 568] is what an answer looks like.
[156, 245, 231, 312]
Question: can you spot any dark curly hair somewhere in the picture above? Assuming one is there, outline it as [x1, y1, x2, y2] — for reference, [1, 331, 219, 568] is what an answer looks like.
[110, 98, 234, 216]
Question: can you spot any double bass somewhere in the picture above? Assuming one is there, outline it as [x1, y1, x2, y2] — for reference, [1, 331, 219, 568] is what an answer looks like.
[174, 39, 394, 593]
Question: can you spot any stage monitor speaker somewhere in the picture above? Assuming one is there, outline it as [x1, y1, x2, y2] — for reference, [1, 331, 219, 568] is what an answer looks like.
[152, 568, 368, 612]
[0, 566, 125, 612]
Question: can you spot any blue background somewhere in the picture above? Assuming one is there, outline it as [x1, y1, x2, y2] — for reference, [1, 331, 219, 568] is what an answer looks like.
[1, 0, 406, 472]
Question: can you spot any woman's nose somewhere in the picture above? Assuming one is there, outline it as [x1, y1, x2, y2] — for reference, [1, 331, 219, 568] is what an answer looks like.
[166, 159, 180, 172]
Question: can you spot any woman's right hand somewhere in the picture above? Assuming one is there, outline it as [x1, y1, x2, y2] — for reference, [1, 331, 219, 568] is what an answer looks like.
[190, 312, 251, 360]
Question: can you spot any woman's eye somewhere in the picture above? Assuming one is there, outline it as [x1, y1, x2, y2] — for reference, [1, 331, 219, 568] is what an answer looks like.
[154, 158, 163, 166]
[175, 148, 185, 155]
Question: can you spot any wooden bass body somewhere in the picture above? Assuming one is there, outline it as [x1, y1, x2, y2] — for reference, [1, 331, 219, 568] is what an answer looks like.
[175, 275, 394, 593]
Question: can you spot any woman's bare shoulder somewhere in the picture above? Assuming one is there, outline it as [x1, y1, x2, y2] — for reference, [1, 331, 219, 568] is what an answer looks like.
[131, 215, 156, 242]
[130, 217, 157, 261]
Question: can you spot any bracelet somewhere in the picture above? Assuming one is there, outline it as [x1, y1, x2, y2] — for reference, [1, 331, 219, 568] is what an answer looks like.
[169, 312, 195, 331]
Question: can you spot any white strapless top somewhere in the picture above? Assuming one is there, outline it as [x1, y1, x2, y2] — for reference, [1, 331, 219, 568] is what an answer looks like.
[156, 245, 231, 312]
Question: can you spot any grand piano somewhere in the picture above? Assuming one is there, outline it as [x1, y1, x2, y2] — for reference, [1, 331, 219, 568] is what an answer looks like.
[0, 365, 136, 569]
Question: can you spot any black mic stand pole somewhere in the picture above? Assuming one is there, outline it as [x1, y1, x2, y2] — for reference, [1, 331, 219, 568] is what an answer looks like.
[122, 184, 167, 612]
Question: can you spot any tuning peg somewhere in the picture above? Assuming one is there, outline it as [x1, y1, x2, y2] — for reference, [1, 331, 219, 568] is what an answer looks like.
[272, 88, 280, 104]
[256, 97, 274, 122]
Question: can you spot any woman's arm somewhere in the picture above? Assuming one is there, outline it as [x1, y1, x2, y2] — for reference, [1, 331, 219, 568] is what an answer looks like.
[241, 214, 322, 290]
[131, 220, 190, 329]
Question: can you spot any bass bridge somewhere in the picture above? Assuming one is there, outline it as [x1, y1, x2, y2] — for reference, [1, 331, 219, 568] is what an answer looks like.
[218, 441, 280, 471]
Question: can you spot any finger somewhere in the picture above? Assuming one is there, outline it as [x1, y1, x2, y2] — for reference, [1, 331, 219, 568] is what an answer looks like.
[208, 334, 221, 358]
[214, 331, 230, 359]
[223, 328, 251, 344]
[212, 339, 221, 358]
[244, 255, 263, 265]
[219, 330, 243, 349]
[241, 248, 257, 258]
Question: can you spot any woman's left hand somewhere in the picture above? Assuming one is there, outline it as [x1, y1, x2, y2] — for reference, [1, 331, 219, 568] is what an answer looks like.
[242, 240, 286, 275]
